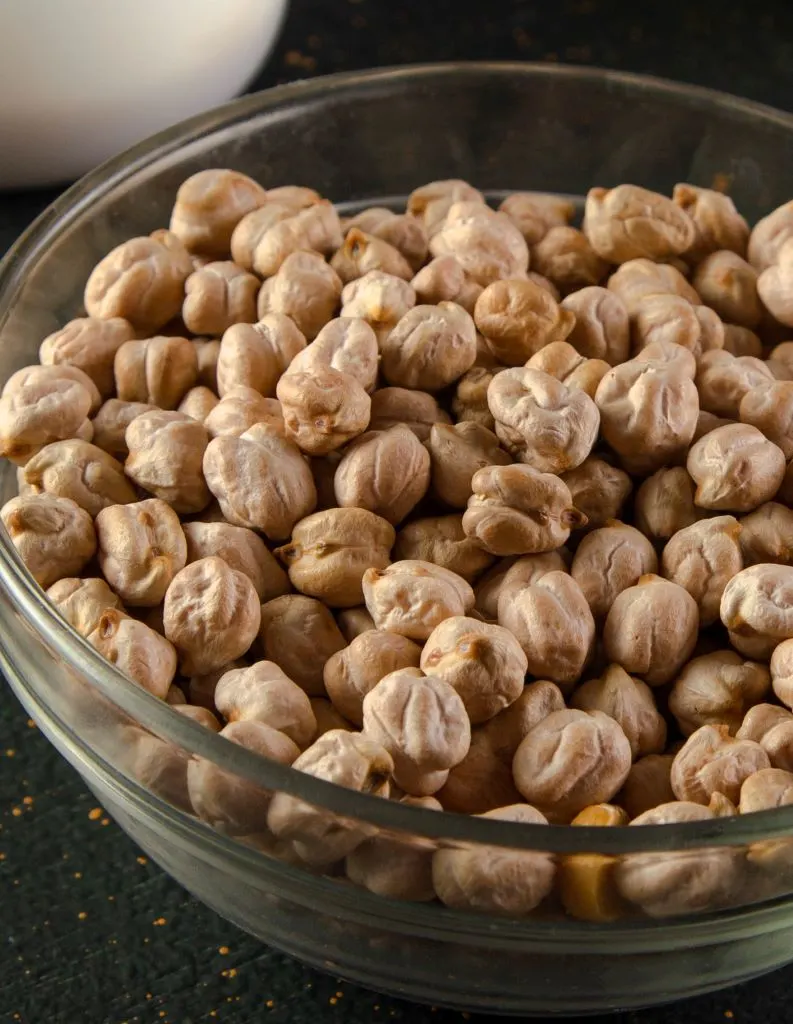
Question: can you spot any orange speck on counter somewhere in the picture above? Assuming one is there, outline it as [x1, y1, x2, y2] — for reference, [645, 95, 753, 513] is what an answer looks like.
[88, 807, 103, 820]
[152, 917, 167, 926]
[77, 911, 87, 920]
[218, 946, 230, 955]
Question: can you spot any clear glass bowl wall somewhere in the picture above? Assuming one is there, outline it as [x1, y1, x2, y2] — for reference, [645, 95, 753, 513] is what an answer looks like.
[4, 64, 793, 1015]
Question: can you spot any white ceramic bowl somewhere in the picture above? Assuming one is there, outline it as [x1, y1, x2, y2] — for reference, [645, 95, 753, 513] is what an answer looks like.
[0, 0, 288, 188]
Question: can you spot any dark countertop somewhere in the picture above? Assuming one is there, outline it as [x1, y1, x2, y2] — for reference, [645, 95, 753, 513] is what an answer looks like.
[5, 1, 793, 1021]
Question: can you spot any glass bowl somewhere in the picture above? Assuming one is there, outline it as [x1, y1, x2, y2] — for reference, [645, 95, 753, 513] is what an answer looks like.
[4, 63, 793, 1016]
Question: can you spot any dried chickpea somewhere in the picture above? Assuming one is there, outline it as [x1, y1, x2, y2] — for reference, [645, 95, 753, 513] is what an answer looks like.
[558, 803, 630, 923]
[336, 607, 375, 643]
[668, 650, 770, 737]
[615, 801, 741, 918]
[617, 754, 675, 819]
[427, 421, 510, 509]
[693, 250, 762, 328]
[432, 803, 555, 916]
[722, 323, 763, 358]
[758, 238, 793, 326]
[498, 571, 594, 688]
[595, 357, 699, 475]
[182, 520, 288, 603]
[378, 302, 477, 392]
[168, 169, 267, 257]
[526, 341, 610, 399]
[738, 381, 793, 460]
[695, 350, 774, 419]
[192, 337, 220, 390]
[84, 234, 192, 332]
[267, 729, 393, 864]
[213, 660, 316, 749]
[0, 365, 96, 464]
[259, 593, 346, 696]
[584, 184, 695, 263]
[203, 423, 316, 540]
[607, 257, 699, 314]
[181, 262, 259, 338]
[771, 639, 793, 709]
[393, 514, 495, 583]
[203, 386, 283, 439]
[603, 574, 699, 687]
[163, 556, 260, 676]
[1, 493, 95, 587]
[736, 703, 793, 773]
[91, 399, 156, 458]
[275, 507, 394, 607]
[288, 317, 379, 394]
[250, 201, 344, 276]
[340, 270, 417, 330]
[487, 367, 599, 474]
[310, 697, 354, 737]
[362, 560, 474, 641]
[693, 410, 735, 442]
[464, 464, 585, 557]
[670, 722, 770, 804]
[560, 457, 632, 531]
[165, 683, 186, 706]
[22, 439, 136, 516]
[125, 410, 210, 514]
[47, 577, 123, 638]
[451, 367, 498, 430]
[216, 314, 306, 398]
[186, 660, 246, 712]
[672, 184, 750, 262]
[687, 424, 785, 513]
[740, 767, 793, 813]
[661, 516, 743, 626]
[96, 499, 187, 607]
[483, 552, 569, 619]
[498, 192, 574, 245]
[188, 720, 299, 836]
[633, 467, 701, 541]
[410, 256, 482, 315]
[748, 200, 793, 272]
[178, 386, 219, 423]
[474, 278, 575, 365]
[276, 367, 371, 455]
[429, 202, 529, 286]
[257, 251, 342, 341]
[735, 504, 793, 573]
[630, 293, 724, 358]
[114, 335, 198, 410]
[530, 226, 609, 295]
[88, 608, 177, 699]
[512, 709, 632, 822]
[571, 521, 658, 621]
[39, 317, 135, 399]
[334, 425, 430, 525]
[368, 387, 450, 440]
[331, 227, 414, 285]
[323, 630, 421, 726]
[344, 207, 429, 271]
[420, 615, 527, 724]
[558, 286, 629, 364]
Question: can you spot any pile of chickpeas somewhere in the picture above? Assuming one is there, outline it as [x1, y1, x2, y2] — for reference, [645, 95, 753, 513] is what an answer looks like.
[7, 172, 793, 921]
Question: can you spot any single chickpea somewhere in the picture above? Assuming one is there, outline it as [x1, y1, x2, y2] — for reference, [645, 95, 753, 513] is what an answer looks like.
[451, 367, 499, 430]
[512, 709, 632, 822]
[91, 399, 157, 458]
[257, 251, 342, 341]
[758, 238, 793, 327]
[336, 606, 375, 643]
[671, 722, 770, 804]
[527, 272, 561, 301]
[687, 424, 785, 513]
[362, 560, 474, 641]
[168, 169, 267, 256]
[88, 608, 177, 699]
[259, 593, 346, 696]
[614, 801, 741, 918]
[560, 457, 632, 531]
[180, 262, 259, 339]
[474, 278, 576, 365]
[182, 520, 289, 603]
[287, 317, 379, 394]
[203, 423, 317, 540]
[250, 200, 345, 278]
[526, 341, 610, 399]
[334, 425, 430, 525]
[227, 200, 293, 269]
[530, 226, 609, 295]
[771, 639, 793, 709]
[216, 313, 306, 398]
[693, 250, 762, 328]
[186, 659, 247, 712]
[633, 467, 701, 542]
[630, 293, 724, 358]
[125, 410, 210, 514]
[607, 257, 699, 314]
[267, 730, 393, 865]
[0, 365, 97, 464]
[393, 514, 495, 584]
[368, 387, 451, 440]
[213, 660, 316, 749]
[487, 367, 599, 474]
[379, 302, 478, 392]
[498, 192, 574, 245]
[345, 207, 428, 267]
[478, 551, 569, 621]
[616, 754, 675, 819]
[571, 521, 658, 622]
[47, 577, 123, 638]
[736, 703, 793, 773]
[748, 200, 793, 272]
[1, 493, 95, 587]
[740, 768, 793, 813]
[275, 507, 394, 607]
[737, 502, 793, 568]
[669, 651, 770, 737]
[310, 697, 355, 738]
[114, 335, 198, 410]
[203, 386, 284, 439]
[84, 234, 192, 332]
[603, 574, 699, 687]
[96, 499, 187, 607]
[188, 720, 299, 836]
[661, 516, 743, 626]
[560, 286, 630, 365]
[324, 630, 422, 726]
[39, 317, 135, 398]
[722, 323, 763, 358]
[583, 184, 695, 263]
[265, 185, 321, 210]
[410, 256, 482, 315]
[427, 421, 511, 509]
[21, 439, 136, 516]
[193, 338, 220, 391]
[464, 464, 585, 557]
[178, 386, 219, 423]
[341, 270, 417, 329]
[672, 184, 750, 262]
[331, 228, 414, 284]
[695, 350, 774, 419]
[420, 615, 528, 725]
[276, 367, 371, 455]
[739, 381, 793, 459]
[429, 201, 530, 286]
[432, 803, 555, 915]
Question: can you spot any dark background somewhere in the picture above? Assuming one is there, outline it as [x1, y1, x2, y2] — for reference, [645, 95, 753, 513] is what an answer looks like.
[4, 1, 793, 1021]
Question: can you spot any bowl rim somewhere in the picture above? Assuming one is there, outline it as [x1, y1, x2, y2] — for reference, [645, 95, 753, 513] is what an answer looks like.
[4, 59, 793, 856]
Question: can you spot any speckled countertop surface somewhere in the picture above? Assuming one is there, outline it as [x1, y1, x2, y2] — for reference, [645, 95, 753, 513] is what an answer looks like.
[5, 1, 793, 1022]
